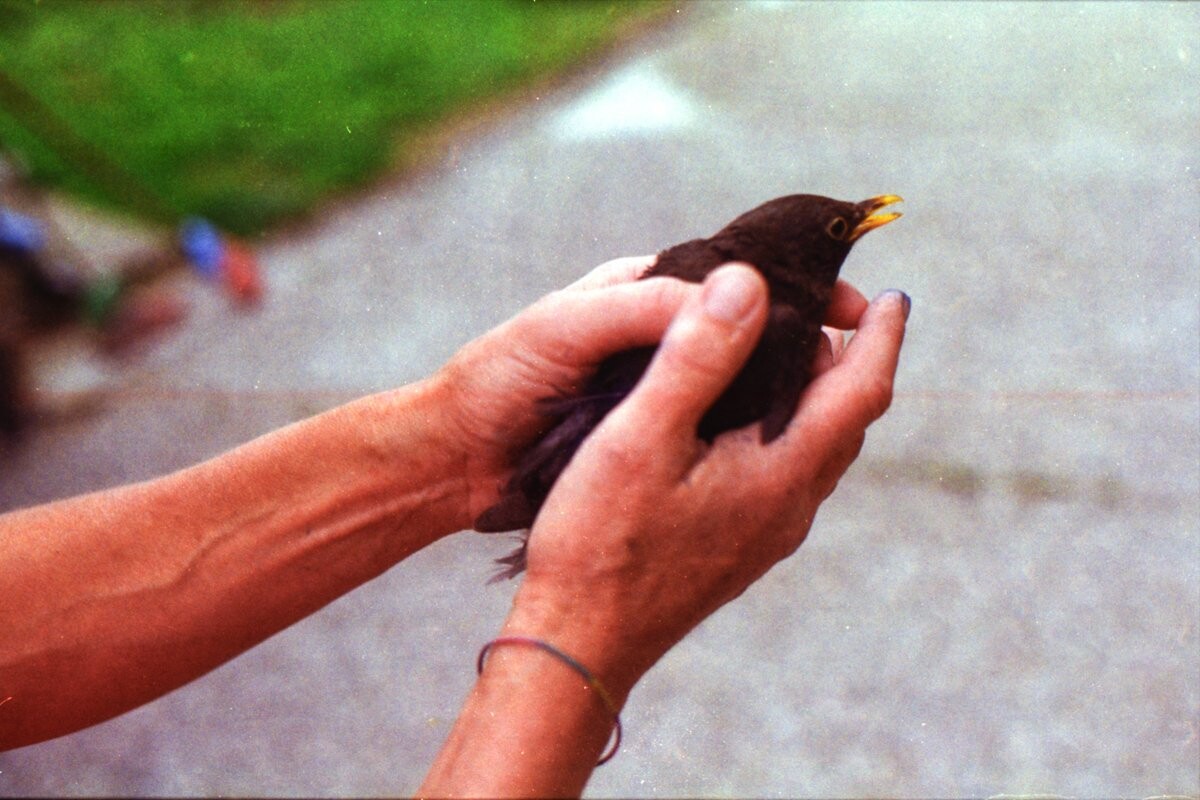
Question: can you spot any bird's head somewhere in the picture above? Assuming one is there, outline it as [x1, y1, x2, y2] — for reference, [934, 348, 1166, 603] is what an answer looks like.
[724, 193, 903, 284]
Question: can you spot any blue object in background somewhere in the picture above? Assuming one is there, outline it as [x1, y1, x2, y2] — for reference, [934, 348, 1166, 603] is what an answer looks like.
[179, 217, 225, 279]
[0, 206, 47, 254]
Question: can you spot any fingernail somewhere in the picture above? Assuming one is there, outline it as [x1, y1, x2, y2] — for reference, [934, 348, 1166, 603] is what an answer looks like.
[883, 289, 912, 320]
[703, 266, 759, 323]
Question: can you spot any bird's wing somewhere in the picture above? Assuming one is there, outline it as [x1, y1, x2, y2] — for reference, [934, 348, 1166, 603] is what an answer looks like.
[644, 238, 723, 284]
[758, 303, 820, 443]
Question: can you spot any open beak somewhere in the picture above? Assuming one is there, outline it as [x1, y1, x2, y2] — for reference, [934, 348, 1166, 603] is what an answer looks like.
[851, 195, 903, 242]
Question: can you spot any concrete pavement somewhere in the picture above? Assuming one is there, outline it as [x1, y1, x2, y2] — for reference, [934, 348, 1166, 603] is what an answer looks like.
[1, 2, 1197, 795]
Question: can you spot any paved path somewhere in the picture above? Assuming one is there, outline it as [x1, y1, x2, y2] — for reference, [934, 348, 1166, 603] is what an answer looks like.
[2, 3, 1197, 796]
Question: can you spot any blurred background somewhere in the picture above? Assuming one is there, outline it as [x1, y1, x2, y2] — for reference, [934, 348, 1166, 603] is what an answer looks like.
[1, 1, 1197, 796]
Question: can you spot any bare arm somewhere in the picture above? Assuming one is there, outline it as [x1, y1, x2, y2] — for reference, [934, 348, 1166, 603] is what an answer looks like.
[0, 381, 468, 749]
[0, 251, 907, 799]
[420, 266, 909, 796]
[0, 258, 700, 752]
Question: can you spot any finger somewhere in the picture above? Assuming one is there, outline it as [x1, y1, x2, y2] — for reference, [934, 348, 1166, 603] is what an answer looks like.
[812, 429, 866, 501]
[824, 280, 869, 329]
[791, 289, 910, 451]
[825, 326, 846, 362]
[810, 326, 849, 380]
[811, 330, 835, 378]
[520, 276, 698, 367]
[605, 264, 768, 448]
[566, 255, 657, 291]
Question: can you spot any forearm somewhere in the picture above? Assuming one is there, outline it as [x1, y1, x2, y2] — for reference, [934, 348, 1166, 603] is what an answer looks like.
[419, 581, 643, 797]
[0, 377, 469, 750]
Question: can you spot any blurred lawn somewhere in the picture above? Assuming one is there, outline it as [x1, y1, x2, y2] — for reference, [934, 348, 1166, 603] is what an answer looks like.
[0, 0, 664, 235]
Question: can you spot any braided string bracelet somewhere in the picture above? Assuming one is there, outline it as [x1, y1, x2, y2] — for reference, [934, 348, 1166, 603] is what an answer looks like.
[476, 635, 623, 765]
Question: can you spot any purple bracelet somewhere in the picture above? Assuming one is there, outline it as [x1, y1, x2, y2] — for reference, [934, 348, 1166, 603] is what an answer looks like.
[477, 635, 623, 765]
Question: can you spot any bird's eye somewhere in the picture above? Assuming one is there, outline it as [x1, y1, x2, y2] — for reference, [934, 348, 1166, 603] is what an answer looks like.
[826, 217, 849, 240]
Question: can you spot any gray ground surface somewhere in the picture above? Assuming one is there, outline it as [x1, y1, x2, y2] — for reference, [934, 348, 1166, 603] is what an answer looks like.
[2, 2, 1198, 796]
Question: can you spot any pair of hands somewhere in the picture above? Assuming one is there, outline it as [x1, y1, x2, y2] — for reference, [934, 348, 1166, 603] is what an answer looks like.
[436, 255, 908, 696]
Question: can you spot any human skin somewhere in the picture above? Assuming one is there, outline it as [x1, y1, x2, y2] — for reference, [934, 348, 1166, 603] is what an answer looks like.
[420, 263, 908, 796]
[0, 256, 689, 749]
[0, 258, 907, 798]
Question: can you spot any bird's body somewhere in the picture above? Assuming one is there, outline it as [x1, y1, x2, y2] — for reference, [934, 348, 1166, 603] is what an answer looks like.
[476, 194, 902, 579]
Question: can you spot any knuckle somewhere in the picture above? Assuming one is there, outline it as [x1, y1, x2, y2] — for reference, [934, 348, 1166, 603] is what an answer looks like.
[534, 287, 574, 318]
[661, 319, 736, 381]
[633, 276, 693, 323]
[586, 430, 650, 475]
[860, 373, 895, 420]
[665, 344, 725, 384]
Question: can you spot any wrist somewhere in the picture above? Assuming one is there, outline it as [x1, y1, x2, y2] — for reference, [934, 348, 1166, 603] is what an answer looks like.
[502, 576, 659, 706]
[424, 354, 536, 529]
[422, 601, 624, 795]
[330, 376, 475, 542]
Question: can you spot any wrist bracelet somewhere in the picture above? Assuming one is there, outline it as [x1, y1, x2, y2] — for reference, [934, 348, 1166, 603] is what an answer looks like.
[477, 635, 623, 765]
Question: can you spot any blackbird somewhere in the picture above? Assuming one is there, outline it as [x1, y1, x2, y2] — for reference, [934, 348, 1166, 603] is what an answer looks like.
[475, 193, 903, 580]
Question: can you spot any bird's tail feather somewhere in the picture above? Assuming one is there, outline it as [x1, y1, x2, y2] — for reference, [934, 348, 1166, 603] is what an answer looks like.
[476, 392, 623, 580]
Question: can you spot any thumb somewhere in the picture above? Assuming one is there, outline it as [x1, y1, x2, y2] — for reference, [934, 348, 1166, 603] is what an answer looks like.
[607, 263, 768, 448]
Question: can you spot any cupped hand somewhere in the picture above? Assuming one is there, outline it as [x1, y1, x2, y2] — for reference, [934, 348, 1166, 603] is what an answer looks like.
[435, 256, 687, 524]
[435, 255, 873, 529]
[505, 264, 909, 697]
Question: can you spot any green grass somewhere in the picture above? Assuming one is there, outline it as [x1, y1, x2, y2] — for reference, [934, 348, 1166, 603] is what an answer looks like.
[0, 0, 664, 235]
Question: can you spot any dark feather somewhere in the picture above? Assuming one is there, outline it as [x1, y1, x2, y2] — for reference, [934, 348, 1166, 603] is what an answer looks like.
[475, 193, 900, 579]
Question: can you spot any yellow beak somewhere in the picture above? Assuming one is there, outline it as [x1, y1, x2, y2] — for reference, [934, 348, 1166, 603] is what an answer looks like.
[851, 195, 904, 241]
